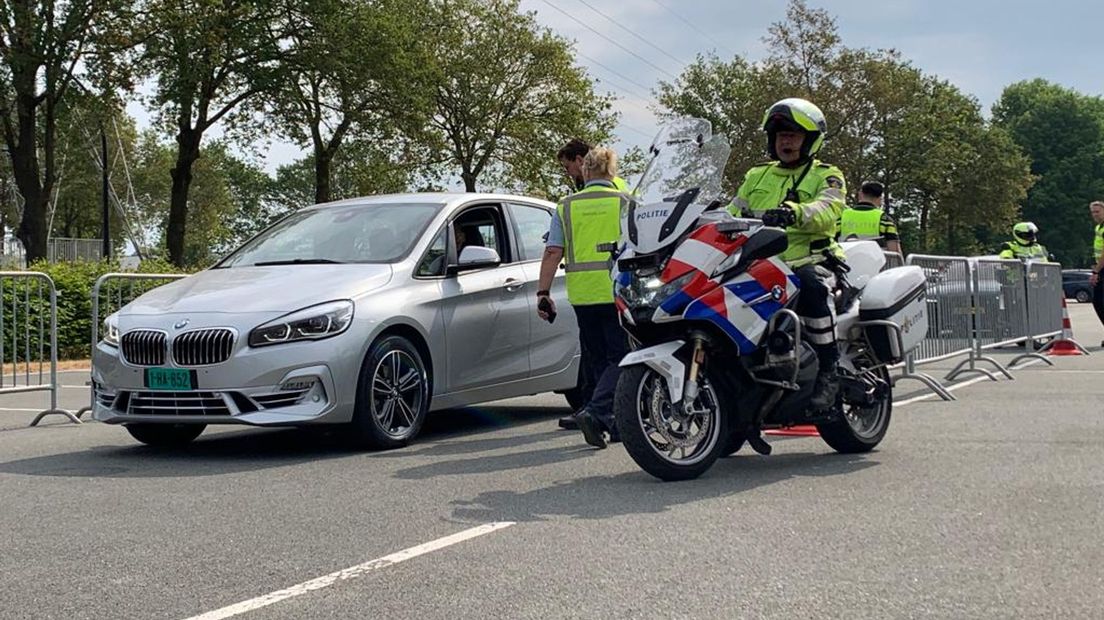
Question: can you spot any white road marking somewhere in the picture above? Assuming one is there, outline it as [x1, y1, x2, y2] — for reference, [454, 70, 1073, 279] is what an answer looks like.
[181, 522, 516, 620]
[893, 359, 1045, 407]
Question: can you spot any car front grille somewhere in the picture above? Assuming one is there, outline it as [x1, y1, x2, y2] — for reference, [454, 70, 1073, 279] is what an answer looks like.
[121, 330, 167, 366]
[172, 328, 235, 367]
[126, 391, 231, 416]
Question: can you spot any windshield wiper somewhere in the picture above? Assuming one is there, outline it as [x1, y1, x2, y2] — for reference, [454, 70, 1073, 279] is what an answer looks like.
[252, 258, 346, 266]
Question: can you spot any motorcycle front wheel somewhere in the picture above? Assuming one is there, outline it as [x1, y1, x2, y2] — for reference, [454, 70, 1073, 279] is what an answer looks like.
[614, 364, 728, 481]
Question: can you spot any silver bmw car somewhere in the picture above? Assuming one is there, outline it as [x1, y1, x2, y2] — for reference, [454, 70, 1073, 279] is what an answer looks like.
[92, 193, 583, 447]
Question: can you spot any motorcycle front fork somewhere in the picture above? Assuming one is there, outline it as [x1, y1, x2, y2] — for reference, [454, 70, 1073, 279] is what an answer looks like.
[682, 338, 706, 408]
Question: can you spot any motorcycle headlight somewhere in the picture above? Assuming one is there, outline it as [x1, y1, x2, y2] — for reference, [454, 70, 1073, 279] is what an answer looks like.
[102, 315, 120, 347]
[249, 300, 354, 347]
[619, 271, 696, 308]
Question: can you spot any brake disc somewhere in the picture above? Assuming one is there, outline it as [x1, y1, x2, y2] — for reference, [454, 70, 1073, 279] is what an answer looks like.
[647, 378, 713, 450]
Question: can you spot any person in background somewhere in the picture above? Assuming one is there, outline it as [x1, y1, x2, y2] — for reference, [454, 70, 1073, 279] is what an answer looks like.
[553, 139, 629, 430]
[1089, 201, 1104, 346]
[557, 139, 630, 193]
[837, 181, 902, 254]
[998, 222, 1049, 260]
[538, 146, 630, 449]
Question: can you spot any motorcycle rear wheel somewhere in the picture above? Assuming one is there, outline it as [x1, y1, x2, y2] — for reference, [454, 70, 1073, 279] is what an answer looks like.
[816, 365, 892, 453]
[615, 365, 728, 481]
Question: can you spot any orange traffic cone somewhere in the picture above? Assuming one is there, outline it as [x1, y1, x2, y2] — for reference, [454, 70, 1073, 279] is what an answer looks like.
[1043, 297, 1090, 356]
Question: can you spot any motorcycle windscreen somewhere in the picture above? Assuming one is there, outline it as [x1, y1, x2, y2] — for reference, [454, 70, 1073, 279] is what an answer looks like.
[623, 118, 732, 255]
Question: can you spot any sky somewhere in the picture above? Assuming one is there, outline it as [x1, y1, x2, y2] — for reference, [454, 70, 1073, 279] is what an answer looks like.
[129, 0, 1104, 180]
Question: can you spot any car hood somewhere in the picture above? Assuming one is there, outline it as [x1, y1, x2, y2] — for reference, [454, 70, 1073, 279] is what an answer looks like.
[122, 265, 394, 315]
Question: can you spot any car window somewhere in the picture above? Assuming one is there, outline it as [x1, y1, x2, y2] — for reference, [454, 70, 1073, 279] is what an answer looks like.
[509, 203, 553, 261]
[219, 202, 443, 267]
[454, 205, 511, 263]
[415, 226, 448, 277]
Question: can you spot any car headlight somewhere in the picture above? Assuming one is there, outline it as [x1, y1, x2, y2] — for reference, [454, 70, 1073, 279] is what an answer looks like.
[249, 300, 354, 347]
[102, 316, 120, 347]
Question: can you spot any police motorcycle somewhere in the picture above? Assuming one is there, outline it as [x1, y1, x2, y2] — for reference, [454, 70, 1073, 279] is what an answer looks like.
[605, 118, 928, 481]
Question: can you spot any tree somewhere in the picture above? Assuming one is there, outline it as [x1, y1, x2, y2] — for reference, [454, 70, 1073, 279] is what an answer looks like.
[0, 0, 132, 262]
[135, 0, 284, 266]
[656, 0, 1034, 255]
[130, 131, 271, 266]
[268, 0, 428, 205]
[993, 80, 1104, 266]
[417, 0, 616, 197]
[48, 98, 135, 246]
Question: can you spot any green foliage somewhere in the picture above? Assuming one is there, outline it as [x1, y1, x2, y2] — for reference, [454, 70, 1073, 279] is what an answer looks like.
[656, 0, 1034, 256]
[416, 0, 618, 197]
[993, 79, 1104, 266]
[135, 0, 286, 266]
[267, 0, 431, 204]
[0, 0, 135, 262]
[15, 258, 190, 360]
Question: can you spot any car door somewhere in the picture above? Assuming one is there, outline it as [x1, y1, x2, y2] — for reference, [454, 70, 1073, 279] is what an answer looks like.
[507, 201, 580, 378]
[438, 203, 532, 393]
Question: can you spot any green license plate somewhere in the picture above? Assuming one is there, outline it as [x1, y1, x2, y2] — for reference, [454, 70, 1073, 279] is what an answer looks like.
[144, 368, 197, 391]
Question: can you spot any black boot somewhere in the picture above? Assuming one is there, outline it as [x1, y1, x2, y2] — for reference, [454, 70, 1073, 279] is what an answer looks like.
[558, 412, 580, 430]
[810, 369, 839, 411]
[810, 343, 840, 411]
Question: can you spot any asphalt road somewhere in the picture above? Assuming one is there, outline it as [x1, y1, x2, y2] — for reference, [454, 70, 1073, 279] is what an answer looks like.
[1, 304, 1102, 619]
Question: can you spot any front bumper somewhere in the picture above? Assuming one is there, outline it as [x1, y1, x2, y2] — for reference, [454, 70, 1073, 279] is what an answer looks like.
[91, 340, 357, 426]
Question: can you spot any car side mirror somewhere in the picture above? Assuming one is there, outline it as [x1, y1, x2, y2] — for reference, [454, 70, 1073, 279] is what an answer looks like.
[450, 246, 501, 273]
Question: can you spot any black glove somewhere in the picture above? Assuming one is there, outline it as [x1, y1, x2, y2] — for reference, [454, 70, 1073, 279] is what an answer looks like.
[761, 207, 797, 228]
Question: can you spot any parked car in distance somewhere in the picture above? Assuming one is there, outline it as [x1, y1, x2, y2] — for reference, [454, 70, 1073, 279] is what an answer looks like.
[1062, 269, 1094, 303]
[92, 193, 585, 448]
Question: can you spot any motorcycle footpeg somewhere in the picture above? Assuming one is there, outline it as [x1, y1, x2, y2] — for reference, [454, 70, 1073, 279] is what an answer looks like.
[747, 432, 772, 456]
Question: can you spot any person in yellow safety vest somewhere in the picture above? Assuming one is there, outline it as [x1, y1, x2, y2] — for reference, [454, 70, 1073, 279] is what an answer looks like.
[998, 222, 1049, 260]
[837, 181, 902, 254]
[727, 97, 848, 412]
[557, 138, 630, 193]
[1089, 201, 1104, 346]
[538, 146, 630, 449]
[552, 139, 629, 432]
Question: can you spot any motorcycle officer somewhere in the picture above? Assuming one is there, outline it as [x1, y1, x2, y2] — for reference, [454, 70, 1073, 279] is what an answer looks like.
[728, 98, 848, 411]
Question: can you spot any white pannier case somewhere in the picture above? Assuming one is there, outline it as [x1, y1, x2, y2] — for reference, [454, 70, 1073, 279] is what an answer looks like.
[858, 266, 928, 364]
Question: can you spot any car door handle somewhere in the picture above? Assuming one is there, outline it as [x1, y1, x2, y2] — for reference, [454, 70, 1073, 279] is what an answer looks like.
[503, 278, 525, 292]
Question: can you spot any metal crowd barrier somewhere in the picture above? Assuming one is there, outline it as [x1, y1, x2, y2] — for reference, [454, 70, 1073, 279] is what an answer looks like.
[893, 254, 975, 401]
[1026, 261, 1076, 355]
[945, 258, 1023, 381]
[75, 272, 188, 418]
[0, 272, 79, 425]
[882, 251, 905, 271]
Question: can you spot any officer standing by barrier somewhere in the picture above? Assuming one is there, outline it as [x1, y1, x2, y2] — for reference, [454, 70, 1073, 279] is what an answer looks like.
[538, 146, 631, 449]
[837, 181, 902, 254]
[1089, 201, 1104, 346]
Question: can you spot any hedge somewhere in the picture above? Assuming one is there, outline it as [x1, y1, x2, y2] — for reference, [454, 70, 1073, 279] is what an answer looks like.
[12, 259, 193, 360]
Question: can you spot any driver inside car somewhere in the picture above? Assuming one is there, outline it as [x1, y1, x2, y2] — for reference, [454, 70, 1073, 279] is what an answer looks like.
[727, 98, 848, 411]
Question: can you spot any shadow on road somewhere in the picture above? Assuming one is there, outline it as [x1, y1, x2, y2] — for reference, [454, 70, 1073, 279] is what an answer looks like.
[446, 450, 880, 522]
[0, 404, 565, 478]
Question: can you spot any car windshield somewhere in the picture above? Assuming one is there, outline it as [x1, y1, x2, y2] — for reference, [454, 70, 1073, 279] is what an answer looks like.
[218, 202, 443, 268]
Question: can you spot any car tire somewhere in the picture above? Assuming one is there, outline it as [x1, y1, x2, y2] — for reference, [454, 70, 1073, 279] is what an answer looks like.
[125, 423, 205, 447]
[1076, 289, 1092, 303]
[350, 335, 430, 449]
